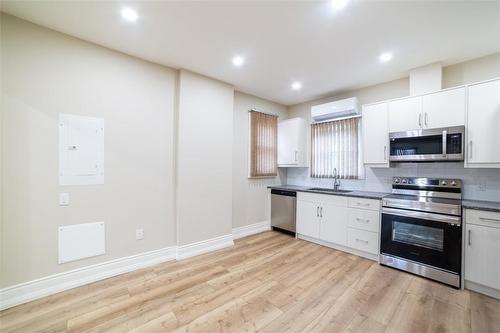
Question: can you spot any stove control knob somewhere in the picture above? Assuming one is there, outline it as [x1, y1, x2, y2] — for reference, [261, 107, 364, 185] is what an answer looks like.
[451, 181, 457, 186]
[441, 180, 447, 186]
[394, 178, 400, 184]
[401, 178, 408, 184]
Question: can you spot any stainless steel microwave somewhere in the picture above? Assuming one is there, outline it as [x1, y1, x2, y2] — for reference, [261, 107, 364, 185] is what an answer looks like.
[389, 126, 465, 162]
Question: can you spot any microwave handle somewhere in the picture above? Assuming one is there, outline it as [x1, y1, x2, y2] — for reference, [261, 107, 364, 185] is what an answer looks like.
[442, 130, 447, 157]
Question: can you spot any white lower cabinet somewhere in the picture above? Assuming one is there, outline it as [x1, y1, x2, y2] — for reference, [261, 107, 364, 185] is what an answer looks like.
[320, 203, 348, 246]
[296, 192, 380, 259]
[347, 228, 378, 254]
[465, 209, 500, 296]
[296, 200, 320, 239]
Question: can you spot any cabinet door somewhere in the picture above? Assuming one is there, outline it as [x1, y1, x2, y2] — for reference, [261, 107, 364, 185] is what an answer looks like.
[362, 103, 389, 166]
[278, 120, 297, 165]
[467, 79, 500, 166]
[422, 87, 465, 128]
[296, 200, 320, 239]
[465, 224, 500, 290]
[319, 203, 348, 246]
[388, 96, 422, 132]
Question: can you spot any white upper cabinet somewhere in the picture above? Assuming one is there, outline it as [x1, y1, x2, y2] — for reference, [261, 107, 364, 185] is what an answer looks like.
[362, 103, 389, 167]
[387, 87, 465, 133]
[466, 79, 500, 167]
[388, 96, 422, 132]
[422, 87, 465, 128]
[278, 117, 308, 167]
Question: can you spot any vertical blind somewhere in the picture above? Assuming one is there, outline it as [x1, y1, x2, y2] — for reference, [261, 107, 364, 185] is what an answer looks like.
[250, 111, 278, 177]
[311, 117, 361, 179]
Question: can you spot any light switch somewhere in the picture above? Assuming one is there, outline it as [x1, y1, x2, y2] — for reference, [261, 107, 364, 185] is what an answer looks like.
[136, 229, 144, 240]
[59, 193, 70, 206]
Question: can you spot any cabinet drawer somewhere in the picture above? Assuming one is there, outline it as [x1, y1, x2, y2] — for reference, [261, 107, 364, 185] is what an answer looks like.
[347, 228, 379, 254]
[348, 208, 380, 232]
[298, 192, 348, 206]
[466, 209, 500, 228]
[348, 197, 380, 211]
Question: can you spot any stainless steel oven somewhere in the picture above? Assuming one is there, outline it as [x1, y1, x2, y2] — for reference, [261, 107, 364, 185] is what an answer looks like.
[380, 177, 462, 288]
[389, 126, 464, 162]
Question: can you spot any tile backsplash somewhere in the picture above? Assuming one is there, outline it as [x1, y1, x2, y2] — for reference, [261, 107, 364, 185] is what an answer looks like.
[286, 162, 500, 201]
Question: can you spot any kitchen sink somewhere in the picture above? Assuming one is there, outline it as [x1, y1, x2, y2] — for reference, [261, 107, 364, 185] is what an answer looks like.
[308, 187, 352, 193]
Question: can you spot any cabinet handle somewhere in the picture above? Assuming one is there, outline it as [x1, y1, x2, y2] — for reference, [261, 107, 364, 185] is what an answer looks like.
[384, 146, 387, 161]
[356, 218, 370, 223]
[294, 151, 298, 162]
[424, 112, 428, 127]
[468, 141, 472, 160]
[316, 206, 319, 217]
[468, 230, 471, 246]
[355, 238, 369, 244]
[479, 217, 500, 223]
[419, 114, 422, 127]
[356, 202, 370, 207]
[320, 207, 323, 218]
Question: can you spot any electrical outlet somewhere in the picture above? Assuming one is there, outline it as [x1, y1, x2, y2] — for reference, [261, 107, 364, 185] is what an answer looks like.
[477, 183, 487, 192]
[59, 193, 70, 206]
[135, 229, 144, 240]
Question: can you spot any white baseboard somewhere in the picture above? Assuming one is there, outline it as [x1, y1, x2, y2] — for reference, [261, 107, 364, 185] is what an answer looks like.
[0, 246, 177, 311]
[232, 220, 270, 240]
[177, 234, 234, 260]
[465, 280, 500, 300]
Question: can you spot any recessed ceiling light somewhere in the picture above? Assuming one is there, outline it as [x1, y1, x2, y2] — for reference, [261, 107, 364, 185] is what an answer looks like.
[331, 0, 350, 11]
[121, 7, 138, 22]
[291, 82, 302, 91]
[379, 52, 393, 63]
[232, 56, 245, 67]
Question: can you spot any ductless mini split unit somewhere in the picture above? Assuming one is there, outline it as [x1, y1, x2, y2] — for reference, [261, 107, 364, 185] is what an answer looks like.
[311, 97, 359, 122]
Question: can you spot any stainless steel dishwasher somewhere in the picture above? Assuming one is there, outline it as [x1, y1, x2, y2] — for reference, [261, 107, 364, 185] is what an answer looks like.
[271, 189, 296, 236]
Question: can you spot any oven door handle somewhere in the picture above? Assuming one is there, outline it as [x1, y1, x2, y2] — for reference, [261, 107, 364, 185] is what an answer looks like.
[382, 207, 461, 225]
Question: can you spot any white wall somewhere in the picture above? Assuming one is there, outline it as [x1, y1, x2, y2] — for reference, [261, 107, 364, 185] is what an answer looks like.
[1, 14, 177, 287]
[232, 92, 287, 229]
[285, 52, 500, 201]
[176, 70, 234, 245]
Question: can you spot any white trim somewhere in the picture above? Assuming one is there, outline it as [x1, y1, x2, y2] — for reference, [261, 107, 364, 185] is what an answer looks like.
[232, 221, 271, 240]
[297, 234, 379, 262]
[177, 234, 234, 260]
[465, 280, 500, 300]
[0, 246, 176, 311]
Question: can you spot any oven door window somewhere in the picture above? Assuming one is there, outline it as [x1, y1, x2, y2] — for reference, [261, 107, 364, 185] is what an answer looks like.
[392, 221, 444, 251]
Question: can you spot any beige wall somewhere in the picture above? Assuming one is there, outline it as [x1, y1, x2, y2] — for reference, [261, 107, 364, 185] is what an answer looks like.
[232, 92, 287, 229]
[1, 14, 177, 287]
[176, 70, 234, 245]
[443, 52, 500, 89]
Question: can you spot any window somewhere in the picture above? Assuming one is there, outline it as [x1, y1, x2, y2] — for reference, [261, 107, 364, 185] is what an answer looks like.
[311, 117, 362, 179]
[249, 111, 278, 177]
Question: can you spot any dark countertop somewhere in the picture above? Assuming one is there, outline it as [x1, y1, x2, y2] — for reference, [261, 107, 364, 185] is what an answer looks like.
[462, 200, 500, 213]
[268, 185, 389, 200]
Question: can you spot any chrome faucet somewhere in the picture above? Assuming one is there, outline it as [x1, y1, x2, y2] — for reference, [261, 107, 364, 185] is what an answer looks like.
[333, 168, 341, 191]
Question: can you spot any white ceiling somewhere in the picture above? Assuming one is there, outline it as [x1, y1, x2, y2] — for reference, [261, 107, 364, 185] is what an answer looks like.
[2, 1, 500, 105]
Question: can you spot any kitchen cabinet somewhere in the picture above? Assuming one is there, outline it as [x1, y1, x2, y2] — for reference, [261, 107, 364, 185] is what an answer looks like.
[296, 200, 320, 239]
[388, 96, 422, 132]
[362, 103, 389, 167]
[465, 209, 500, 296]
[387, 87, 465, 133]
[466, 79, 500, 168]
[422, 87, 465, 128]
[296, 192, 380, 259]
[278, 117, 308, 167]
[319, 203, 348, 246]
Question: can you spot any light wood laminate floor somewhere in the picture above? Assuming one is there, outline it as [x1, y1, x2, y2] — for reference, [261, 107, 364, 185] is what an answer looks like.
[1, 231, 499, 332]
